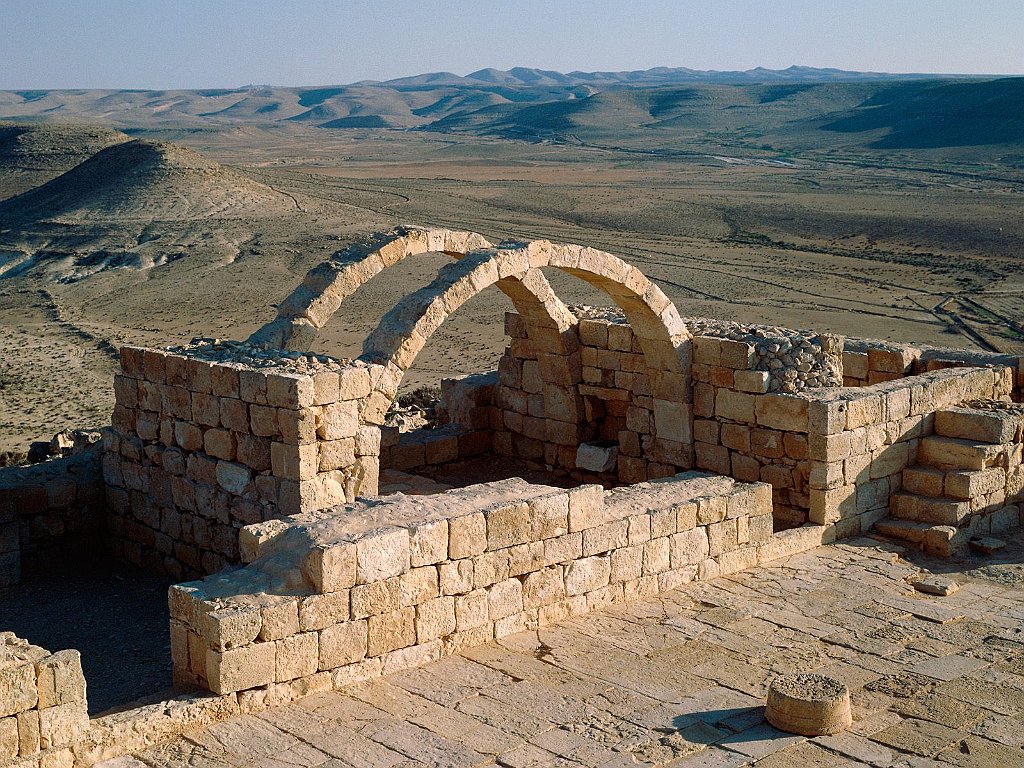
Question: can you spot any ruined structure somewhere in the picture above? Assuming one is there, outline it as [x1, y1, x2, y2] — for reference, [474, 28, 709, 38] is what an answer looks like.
[2, 226, 1023, 766]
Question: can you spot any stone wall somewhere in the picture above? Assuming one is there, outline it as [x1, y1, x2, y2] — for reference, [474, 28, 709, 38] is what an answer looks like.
[806, 365, 1014, 536]
[691, 335, 815, 527]
[0, 446, 105, 585]
[105, 344, 382, 579]
[843, 337, 1024, 393]
[0, 633, 89, 768]
[168, 473, 775, 699]
[491, 310, 693, 485]
[379, 425, 491, 474]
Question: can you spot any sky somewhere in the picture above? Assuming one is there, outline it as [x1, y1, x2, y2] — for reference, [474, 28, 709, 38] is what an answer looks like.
[2, 0, 1022, 90]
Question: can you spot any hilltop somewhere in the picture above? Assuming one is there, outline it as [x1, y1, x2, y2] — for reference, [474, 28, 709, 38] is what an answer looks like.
[0, 122, 130, 199]
[0, 139, 298, 224]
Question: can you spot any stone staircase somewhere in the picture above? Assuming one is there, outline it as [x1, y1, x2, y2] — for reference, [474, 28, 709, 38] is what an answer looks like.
[875, 401, 1024, 555]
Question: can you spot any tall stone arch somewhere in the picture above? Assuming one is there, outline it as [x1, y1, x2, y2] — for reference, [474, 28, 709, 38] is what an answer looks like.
[357, 239, 693, 466]
[247, 226, 577, 354]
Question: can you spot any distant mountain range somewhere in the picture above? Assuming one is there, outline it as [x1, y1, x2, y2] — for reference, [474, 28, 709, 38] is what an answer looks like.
[0, 66, 1021, 153]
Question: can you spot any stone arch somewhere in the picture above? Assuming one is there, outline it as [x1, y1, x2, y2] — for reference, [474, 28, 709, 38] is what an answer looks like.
[247, 226, 577, 353]
[357, 239, 693, 466]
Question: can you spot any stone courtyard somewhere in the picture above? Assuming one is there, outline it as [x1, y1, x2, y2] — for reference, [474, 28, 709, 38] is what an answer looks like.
[103, 535, 1024, 767]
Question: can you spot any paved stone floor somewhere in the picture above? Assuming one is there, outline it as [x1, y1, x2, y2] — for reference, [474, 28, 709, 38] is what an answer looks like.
[110, 536, 1024, 767]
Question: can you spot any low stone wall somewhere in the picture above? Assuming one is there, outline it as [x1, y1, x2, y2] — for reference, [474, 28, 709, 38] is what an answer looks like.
[0, 445, 105, 585]
[168, 473, 773, 699]
[806, 365, 1014, 535]
[0, 633, 89, 768]
[844, 337, 1024, 393]
[379, 425, 491, 474]
[105, 345, 381, 579]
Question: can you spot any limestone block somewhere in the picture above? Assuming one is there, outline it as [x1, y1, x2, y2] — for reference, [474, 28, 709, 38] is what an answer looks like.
[582, 520, 629, 556]
[318, 401, 359, 441]
[17, 709, 40, 757]
[544, 532, 583, 566]
[275, 632, 318, 682]
[455, 589, 489, 631]
[936, 408, 1021, 444]
[350, 577, 400, 619]
[448, 512, 487, 559]
[284, 409, 323, 446]
[367, 608, 416, 656]
[37, 702, 88, 750]
[719, 340, 755, 369]
[218, 403, 249, 438]
[0, 716, 17, 760]
[415, 597, 457, 642]
[205, 638, 276, 696]
[299, 592, 349, 632]
[715, 389, 754, 423]
[670, 528, 710, 566]
[438, 559, 474, 596]
[302, 542, 356, 593]
[868, 347, 916, 374]
[696, 495, 727, 525]
[733, 369, 769, 394]
[259, 600, 299, 641]
[355, 528, 410, 584]
[485, 501, 533, 550]
[807, 398, 849, 436]
[945, 467, 1006, 500]
[653, 399, 692, 443]
[507, 541, 544, 577]
[349, 429, 380, 463]
[318, 621, 367, 670]
[0, 663, 36, 717]
[216, 461, 252, 495]
[610, 546, 643, 583]
[869, 442, 910, 479]
[576, 442, 618, 473]
[564, 556, 610, 596]
[529, 493, 569, 539]
[808, 432, 853, 462]
[249, 404, 279, 437]
[473, 550, 509, 589]
[521, 567, 565, 609]
[265, 373, 314, 410]
[748, 513, 773, 544]
[487, 579, 524, 621]
[201, 604, 262, 650]
[809, 485, 857, 524]
[401, 518, 446, 568]
[399, 566, 439, 606]
[567, 484, 608, 532]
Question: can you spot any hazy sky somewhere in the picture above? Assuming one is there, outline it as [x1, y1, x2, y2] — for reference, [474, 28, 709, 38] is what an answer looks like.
[2, 0, 1021, 89]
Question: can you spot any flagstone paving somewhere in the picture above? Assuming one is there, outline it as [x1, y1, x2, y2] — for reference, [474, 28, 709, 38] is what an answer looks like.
[105, 536, 1024, 767]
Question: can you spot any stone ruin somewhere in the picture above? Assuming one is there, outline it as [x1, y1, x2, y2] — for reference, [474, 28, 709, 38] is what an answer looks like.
[1, 226, 1023, 766]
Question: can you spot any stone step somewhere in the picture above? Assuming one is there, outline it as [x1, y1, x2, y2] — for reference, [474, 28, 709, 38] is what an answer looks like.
[890, 491, 970, 526]
[935, 406, 1022, 444]
[874, 518, 930, 543]
[945, 467, 1007, 501]
[917, 435, 1007, 471]
[902, 466, 945, 497]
